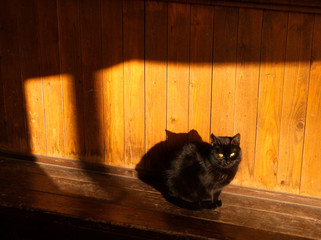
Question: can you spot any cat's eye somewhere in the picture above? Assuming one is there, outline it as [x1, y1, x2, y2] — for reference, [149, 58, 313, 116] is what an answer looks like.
[218, 153, 224, 158]
[230, 152, 235, 157]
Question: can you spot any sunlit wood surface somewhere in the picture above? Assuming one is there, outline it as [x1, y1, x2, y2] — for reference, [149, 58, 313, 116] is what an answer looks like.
[0, 0, 321, 197]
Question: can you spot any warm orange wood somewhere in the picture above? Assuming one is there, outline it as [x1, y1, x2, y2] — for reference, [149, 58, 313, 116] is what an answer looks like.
[181, 0, 321, 15]
[0, 0, 29, 152]
[17, 0, 46, 155]
[0, 2, 9, 148]
[233, 8, 262, 187]
[0, 0, 6, 147]
[189, 5, 214, 142]
[167, 3, 190, 135]
[1, 0, 321, 198]
[277, 13, 314, 194]
[102, 0, 125, 167]
[254, 11, 288, 190]
[1, 157, 321, 240]
[123, 0, 145, 169]
[37, 0, 65, 157]
[79, 0, 104, 163]
[301, 15, 321, 198]
[211, 7, 238, 137]
[145, 1, 167, 169]
[57, 0, 85, 160]
[0, 72, 6, 148]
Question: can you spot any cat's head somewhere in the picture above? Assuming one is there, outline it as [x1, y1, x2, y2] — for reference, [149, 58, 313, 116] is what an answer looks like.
[209, 133, 241, 168]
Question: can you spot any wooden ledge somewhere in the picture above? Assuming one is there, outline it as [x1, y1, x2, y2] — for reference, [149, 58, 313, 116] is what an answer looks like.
[157, 0, 321, 14]
[0, 155, 320, 239]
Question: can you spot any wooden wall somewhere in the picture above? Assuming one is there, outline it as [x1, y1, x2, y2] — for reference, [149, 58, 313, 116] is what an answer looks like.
[1, 0, 321, 198]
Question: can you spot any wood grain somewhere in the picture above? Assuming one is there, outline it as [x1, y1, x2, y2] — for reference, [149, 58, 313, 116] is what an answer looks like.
[58, 0, 85, 160]
[167, 3, 190, 136]
[211, 7, 238, 136]
[0, 0, 29, 152]
[233, 8, 262, 187]
[18, 0, 46, 155]
[2, 184, 308, 240]
[150, 0, 321, 15]
[37, 0, 65, 157]
[1, 157, 321, 240]
[79, 0, 104, 163]
[102, 0, 125, 167]
[301, 15, 321, 198]
[0, 58, 6, 148]
[188, 5, 214, 142]
[0, 1, 8, 148]
[1, 0, 321, 198]
[123, 0, 145, 169]
[145, 1, 167, 169]
[254, 11, 288, 190]
[277, 13, 314, 194]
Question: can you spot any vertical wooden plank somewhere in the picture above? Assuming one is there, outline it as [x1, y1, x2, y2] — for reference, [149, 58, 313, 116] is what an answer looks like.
[123, 0, 145, 169]
[0, 3, 8, 148]
[277, 13, 314, 194]
[167, 3, 190, 135]
[189, 5, 213, 142]
[17, 0, 46, 155]
[145, 1, 167, 169]
[254, 11, 288, 190]
[301, 15, 321, 198]
[102, 0, 124, 167]
[37, 0, 65, 157]
[58, 0, 85, 160]
[0, 0, 29, 152]
[0, 57, 7, 148]
[79, 0, 104, 163]
[233, 8, 262, 187]
[211, 7, 238, 136]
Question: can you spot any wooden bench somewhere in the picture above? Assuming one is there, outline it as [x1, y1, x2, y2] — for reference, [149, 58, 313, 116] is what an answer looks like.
[0, 152, 320, 240]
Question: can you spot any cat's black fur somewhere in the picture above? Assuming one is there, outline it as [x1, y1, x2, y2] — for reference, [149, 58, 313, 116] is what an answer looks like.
[164, 133, 241, 210]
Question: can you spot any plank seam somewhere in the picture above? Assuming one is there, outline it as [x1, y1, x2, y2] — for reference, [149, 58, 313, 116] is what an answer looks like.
[122, 0, 126, 167]
[233, 8, 240, 136]
[276, 12, 290, 189]
[208, 6, 215, 140]
[253, 9, 265, 186]
[56, 0, 66, 157]
[299, 14, 316, 195]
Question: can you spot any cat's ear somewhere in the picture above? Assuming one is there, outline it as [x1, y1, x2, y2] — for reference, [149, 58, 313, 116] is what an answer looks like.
[210, 133, 219, 146]
[231, 133, 240, 145]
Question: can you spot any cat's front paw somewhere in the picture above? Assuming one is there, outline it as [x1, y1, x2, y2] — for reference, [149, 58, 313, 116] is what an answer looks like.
[200, 200, 215, 209]
[214, 199, 222, 207]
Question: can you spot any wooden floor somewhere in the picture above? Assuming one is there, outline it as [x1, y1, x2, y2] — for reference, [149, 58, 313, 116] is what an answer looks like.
[0, 155, 321, 240]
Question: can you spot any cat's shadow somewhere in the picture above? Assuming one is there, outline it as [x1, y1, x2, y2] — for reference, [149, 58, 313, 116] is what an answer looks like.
[136, 129, 204, 209]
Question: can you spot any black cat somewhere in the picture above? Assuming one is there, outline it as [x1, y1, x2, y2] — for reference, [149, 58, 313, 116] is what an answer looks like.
[164, 133, 241, 210]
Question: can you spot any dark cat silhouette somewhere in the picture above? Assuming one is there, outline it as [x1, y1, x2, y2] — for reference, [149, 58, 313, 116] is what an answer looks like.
[140, 129, 203, 175]
[164, 133, 241, 210]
